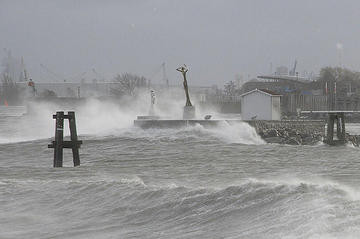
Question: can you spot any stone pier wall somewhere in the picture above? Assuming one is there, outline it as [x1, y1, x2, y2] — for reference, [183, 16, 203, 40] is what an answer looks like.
[133, 118, 327, 145]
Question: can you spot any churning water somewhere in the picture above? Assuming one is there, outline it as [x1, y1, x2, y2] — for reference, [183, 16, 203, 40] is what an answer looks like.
[0, 103, 360, 239]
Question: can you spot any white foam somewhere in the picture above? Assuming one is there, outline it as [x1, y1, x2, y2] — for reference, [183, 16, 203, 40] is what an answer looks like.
[0, 91, 262, 145]
[246, 176, 360, 201]
[200, 121, 265, 145]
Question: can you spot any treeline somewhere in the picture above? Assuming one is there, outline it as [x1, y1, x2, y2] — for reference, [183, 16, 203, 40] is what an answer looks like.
[0, 75, 24, 105]
[110, 73, 149, 97]
[318, 67, 360, 96]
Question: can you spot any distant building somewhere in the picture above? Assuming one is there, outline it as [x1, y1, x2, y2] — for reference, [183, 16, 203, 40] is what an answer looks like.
[275, 66, 288, 76]
[241, 89, 281, 120]
[235, 74, 244, 89]
[240, 75, 329, 115]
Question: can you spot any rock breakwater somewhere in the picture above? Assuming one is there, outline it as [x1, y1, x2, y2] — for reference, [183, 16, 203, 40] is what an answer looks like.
[246, 120, 326, 145]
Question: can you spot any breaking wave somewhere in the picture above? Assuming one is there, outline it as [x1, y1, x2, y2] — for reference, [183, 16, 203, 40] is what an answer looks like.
[1, 175, 359, 238]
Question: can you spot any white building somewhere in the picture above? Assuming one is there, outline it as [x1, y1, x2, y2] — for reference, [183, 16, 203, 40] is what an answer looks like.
[241, 89, 281, 120]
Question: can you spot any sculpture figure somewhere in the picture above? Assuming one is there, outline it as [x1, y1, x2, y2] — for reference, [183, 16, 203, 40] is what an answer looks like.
[150, 90, 156, 105]
[176, 64, 192, 106]
[149, 90, 156, 116]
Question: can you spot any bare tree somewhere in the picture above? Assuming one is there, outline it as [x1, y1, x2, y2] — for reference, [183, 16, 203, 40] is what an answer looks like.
[1, 74, 23, 105]
[224, 80, 236, 97]
[111, 73, 147, 96]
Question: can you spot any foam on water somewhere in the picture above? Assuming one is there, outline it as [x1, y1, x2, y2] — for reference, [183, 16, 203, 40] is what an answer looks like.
[200, 121, 265, 145]
[244, 177, 360, 201]
[104, 122, 265, 146]
[1, 164, 359, 238]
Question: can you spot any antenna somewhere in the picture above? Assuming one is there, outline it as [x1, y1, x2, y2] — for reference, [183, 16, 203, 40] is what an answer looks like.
[18, 57, 28, 82]
[336, 43, 343, 68]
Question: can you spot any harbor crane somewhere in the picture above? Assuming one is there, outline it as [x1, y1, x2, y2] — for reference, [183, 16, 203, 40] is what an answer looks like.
[92, 68, 106, 82]
[289, 59, 297, 76]
[149, 62, 169, 87]
[40, 63, 67, 82]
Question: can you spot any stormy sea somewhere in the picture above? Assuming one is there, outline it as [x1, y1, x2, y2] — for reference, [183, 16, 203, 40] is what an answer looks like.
[1, 102, 360, 239]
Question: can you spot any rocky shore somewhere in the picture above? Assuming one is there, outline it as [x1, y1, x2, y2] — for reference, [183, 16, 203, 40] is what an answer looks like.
[346, 134, 360, 147]
[249, 120, 360, 146]
[246, 120, 326, 145]
[258, 127, 323, 145]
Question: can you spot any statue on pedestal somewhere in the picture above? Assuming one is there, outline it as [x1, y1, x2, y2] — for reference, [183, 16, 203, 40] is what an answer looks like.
[176, 65, 192, 106]
[177, 64, 195, 119]
[149, 90, 156, 116]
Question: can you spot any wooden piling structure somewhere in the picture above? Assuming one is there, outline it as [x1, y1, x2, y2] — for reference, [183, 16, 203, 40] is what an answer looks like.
[300, 110, 359, 146]
[53, 111, 64, 167]
[325, 112, 346, 145]
[48, 111, 82, 167]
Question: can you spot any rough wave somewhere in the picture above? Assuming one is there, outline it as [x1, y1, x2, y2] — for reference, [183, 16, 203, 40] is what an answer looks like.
[1, 175, 359, 238]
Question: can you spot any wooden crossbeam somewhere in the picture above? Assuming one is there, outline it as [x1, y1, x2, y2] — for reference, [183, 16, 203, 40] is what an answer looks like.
[48, 140, 83, 149]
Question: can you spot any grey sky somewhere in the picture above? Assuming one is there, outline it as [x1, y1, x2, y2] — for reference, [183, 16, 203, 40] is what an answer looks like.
[0, 0, 359, 86]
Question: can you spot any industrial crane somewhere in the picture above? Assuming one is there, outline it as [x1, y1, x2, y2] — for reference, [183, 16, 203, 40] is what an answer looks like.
[92, 68, 106, 82]
[40, 63, 67, 82]
[289, 59, 297, 76]
[149, 62, 169, 87]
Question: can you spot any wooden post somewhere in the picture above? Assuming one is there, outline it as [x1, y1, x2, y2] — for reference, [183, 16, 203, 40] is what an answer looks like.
[336, 115, 341, 139]
[338, 112, 346, 142]
[326, 112, 346, 145]
[326, 113, 335, 144]
[68, 111, 80, 166]
[341, 113, 346, 141]
[335, 113, 346, 142]
[49, 111, 82, 167]
[53, 111, 64, 167]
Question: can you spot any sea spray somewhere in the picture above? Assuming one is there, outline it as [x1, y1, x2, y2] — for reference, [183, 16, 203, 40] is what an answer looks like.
[201, 121, 265, 145]
[1, 119, 360, 238]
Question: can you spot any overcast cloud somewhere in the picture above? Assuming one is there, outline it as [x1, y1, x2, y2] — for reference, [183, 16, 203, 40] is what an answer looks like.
[0, 0, 359, 86]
